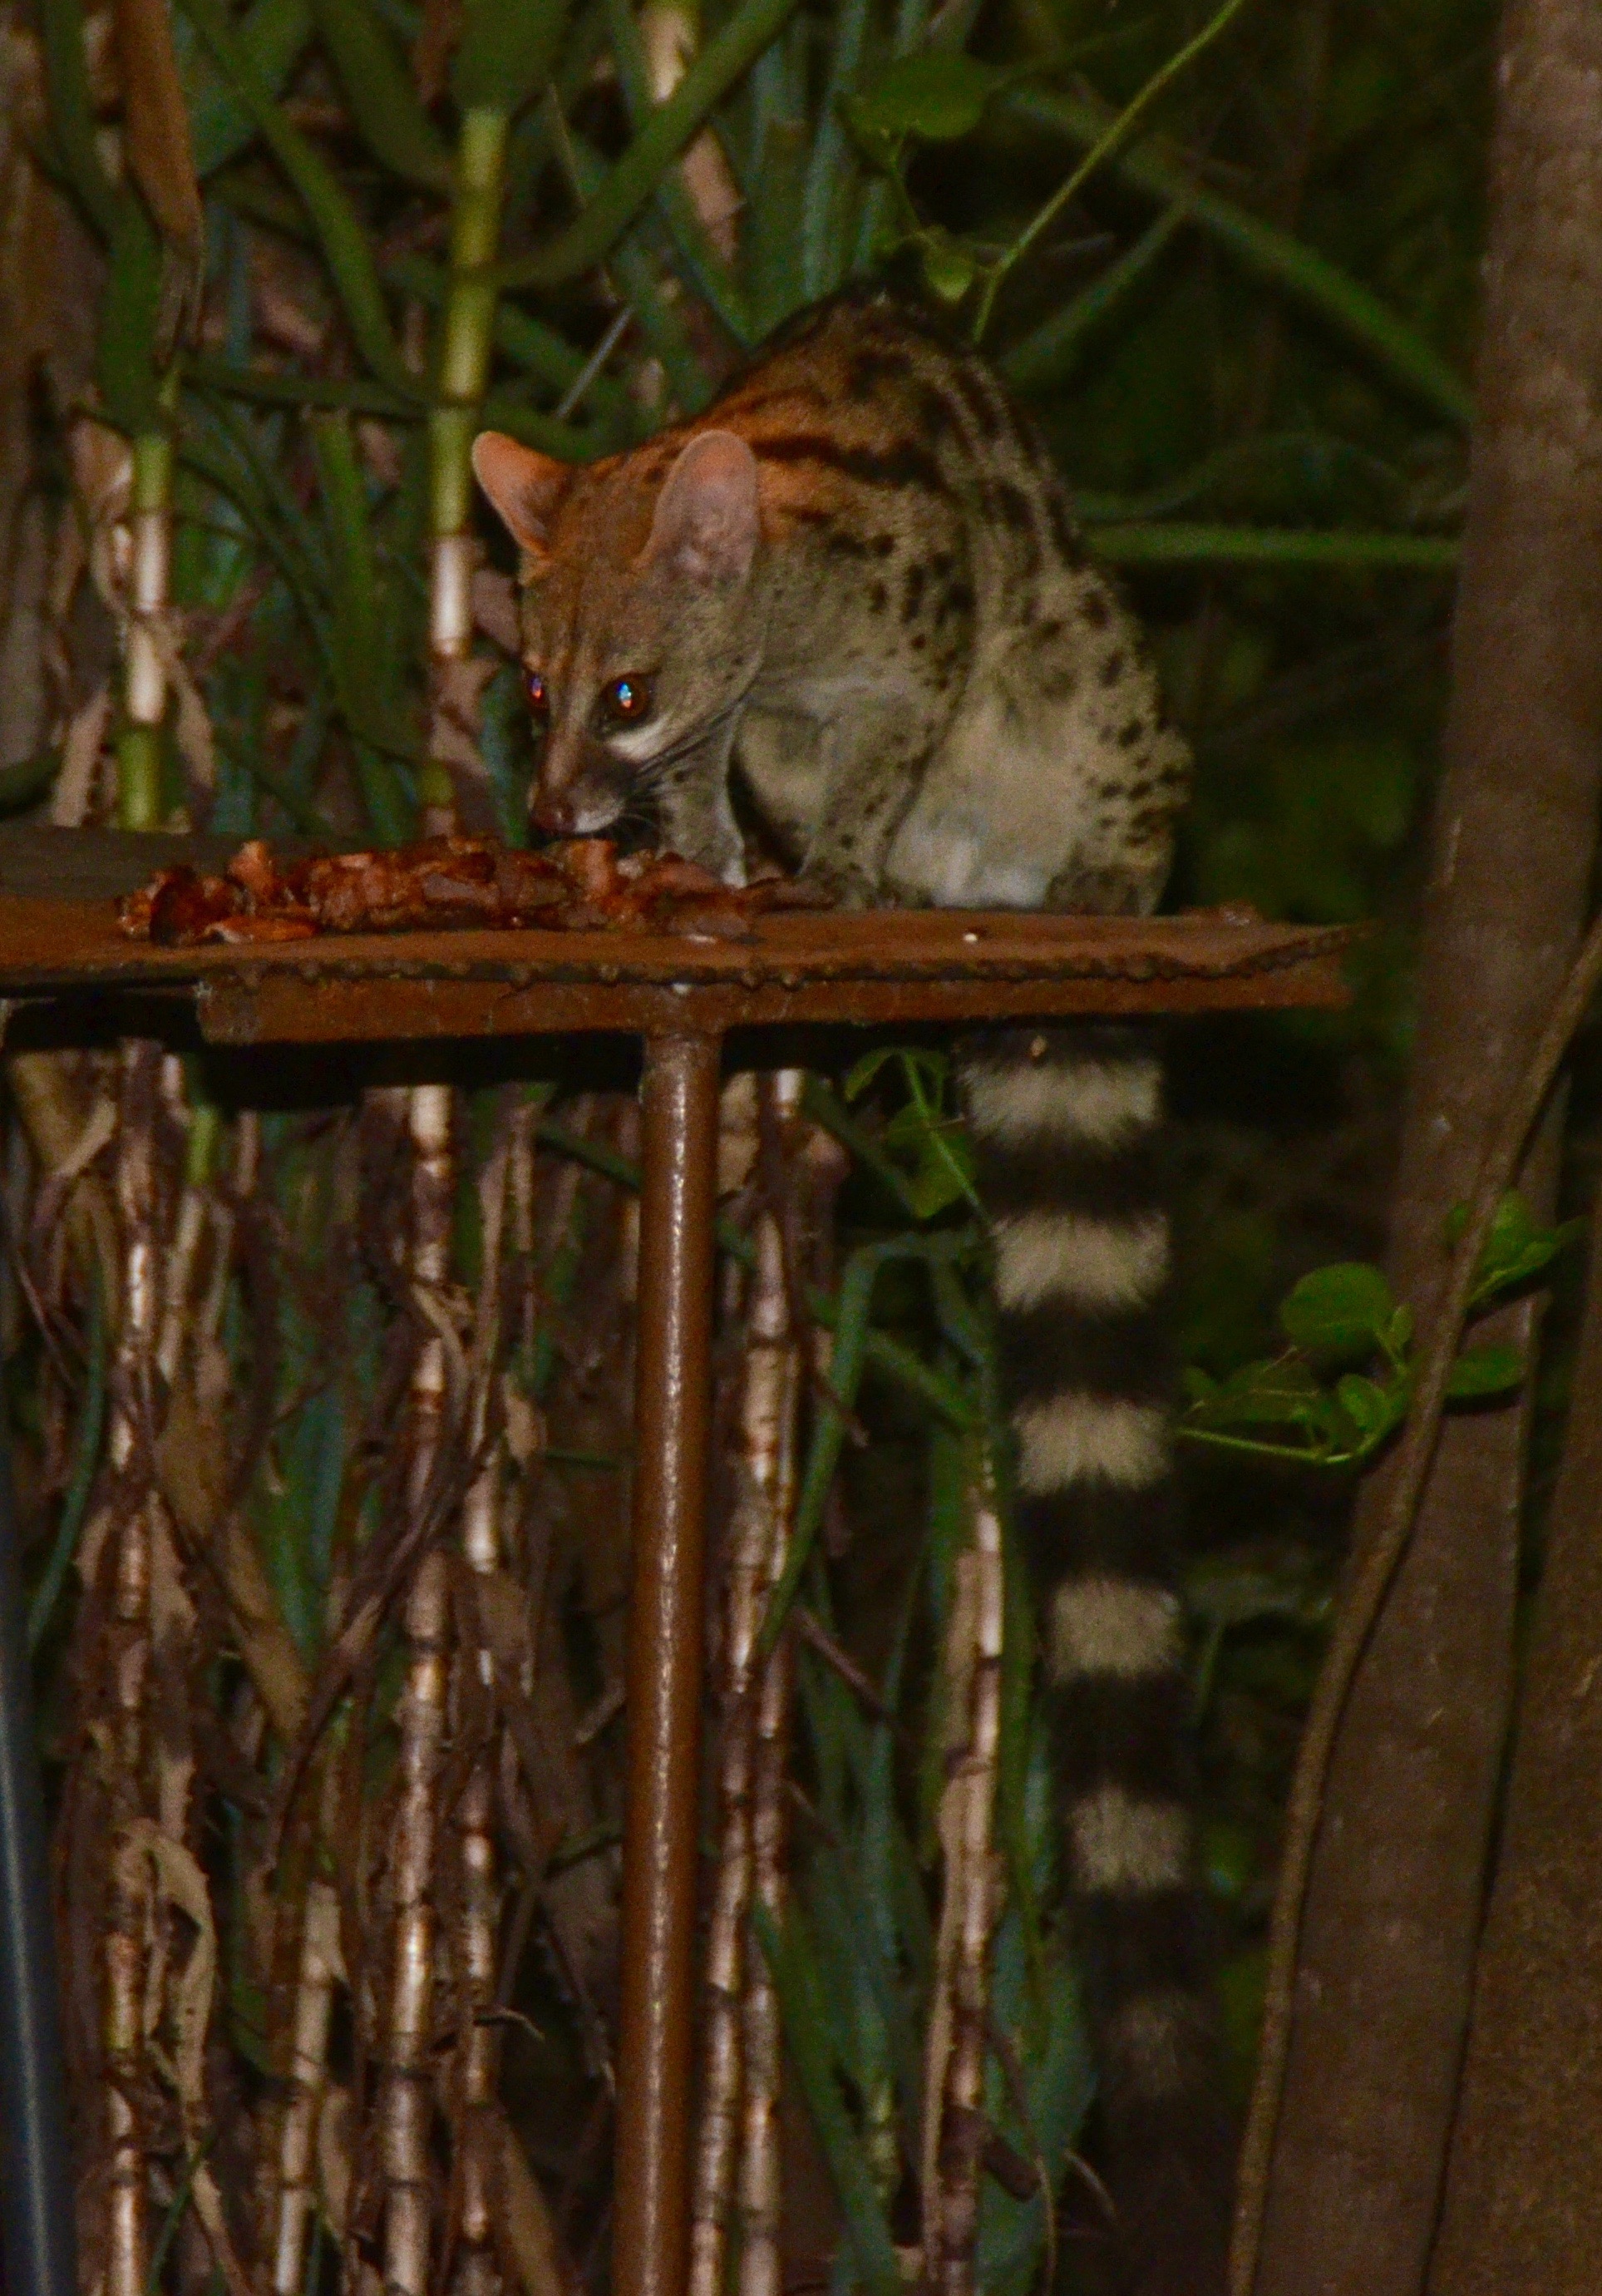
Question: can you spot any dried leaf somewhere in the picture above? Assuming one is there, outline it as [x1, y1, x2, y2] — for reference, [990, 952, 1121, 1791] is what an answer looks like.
[158, 1375, 311, 1741]
[110, 0, 205, 349]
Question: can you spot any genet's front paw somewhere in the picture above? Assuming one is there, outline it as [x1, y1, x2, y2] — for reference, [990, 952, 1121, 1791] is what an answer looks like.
[795, 864, 889, 912]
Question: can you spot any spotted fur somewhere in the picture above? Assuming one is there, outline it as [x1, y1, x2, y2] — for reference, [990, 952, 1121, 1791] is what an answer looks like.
[474, 291, 1230, 2296]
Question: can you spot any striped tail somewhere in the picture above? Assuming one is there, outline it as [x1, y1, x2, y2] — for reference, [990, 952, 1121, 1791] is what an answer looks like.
[959, 1022, 1234, 2296]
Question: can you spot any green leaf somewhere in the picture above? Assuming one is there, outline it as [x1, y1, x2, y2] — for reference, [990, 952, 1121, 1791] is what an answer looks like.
[178, 0, 419, 400]
[919, 227, 978, 304]
[1279, 1262, 1396, 1355]
[496, 0, 805, 291]
[313, 0, 451, 190]
[1185, 1355, 1334, 1434]
[454, 0, 572, 115]
[846, 52, 1007, 142]
[751, 1901, 902, 2296]
[1333, 1371, 1405, 1444]
[96, 193, 166, 432]
[190, 0, 313, 178]
[843, 1044, 907, 1101]
[1006, 86, 1474, 430]
[1446, 1342, 1526, 1400]
[38, 0, 120, 239]
[1447, 1192, 1585, 1304]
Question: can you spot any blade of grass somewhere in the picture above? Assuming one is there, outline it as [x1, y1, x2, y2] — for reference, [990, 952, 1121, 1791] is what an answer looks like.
[973, 0, 1257, 341]
[800, 0, 871, 299]
[1007, 83, 1475, 428]
[1001, 203, 1187, 392]
[27, 1279, 107, 1653]
[533, 1116, 975, 1422]
[37, 0, 119, 236]
[181, 400, 336, 659]
[178, 0, 420, 399]
[495, 0, 804, 289]
[599, 0, 756, 343]
[745, 99, 809, 333]
[1088, 524, 1459, 570]
[312, 0, 452, 190]
[188, 360, 417, 420]
[308, 411, 421, 770]
[190, 0, 313, 175]
[751, 1899, 903, 2296]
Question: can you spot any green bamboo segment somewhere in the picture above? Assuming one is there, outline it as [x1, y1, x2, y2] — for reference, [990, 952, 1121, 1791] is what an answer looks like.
[117, 425, 177, 831]
[453, 0, 573, 115]
[431, 108, 512, 542]
[1008, 86, 1476, 428]
[390, 253, 631, 416]
[426, 106, 511, 825]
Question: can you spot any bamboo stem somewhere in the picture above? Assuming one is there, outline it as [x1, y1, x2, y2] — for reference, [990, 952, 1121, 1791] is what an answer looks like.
[691, 1074, 806, 2296]
[384, 1545, 451, 2296]
[453, 1129, 515, 2296]
[922, 1463, 1004, 2296]
[271, 1879, 343, 2296]
[102, 1043, 164, 2296]
[117, 426, 174, 831]
[424, 106, 510, 836]
[382, 1080, 460, 2295]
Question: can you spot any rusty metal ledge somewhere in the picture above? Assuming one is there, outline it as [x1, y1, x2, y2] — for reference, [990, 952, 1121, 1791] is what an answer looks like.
[0, 897, 1353, 1045]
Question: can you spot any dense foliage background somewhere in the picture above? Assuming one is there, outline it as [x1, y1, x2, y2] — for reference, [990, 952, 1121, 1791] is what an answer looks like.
[0, 0, 1550, 2287]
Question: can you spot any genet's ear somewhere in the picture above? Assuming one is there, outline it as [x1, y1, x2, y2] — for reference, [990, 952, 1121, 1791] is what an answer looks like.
[471, 432, 569, 556]
[642, 431, 760, 585]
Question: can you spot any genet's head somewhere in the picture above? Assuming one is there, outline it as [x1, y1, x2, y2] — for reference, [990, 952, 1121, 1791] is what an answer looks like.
[471, 428, 765, 842]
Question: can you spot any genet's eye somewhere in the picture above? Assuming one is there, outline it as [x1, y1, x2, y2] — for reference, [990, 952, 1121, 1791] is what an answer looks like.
[600, 675, 654, 728]
[524, 669, 550, 721]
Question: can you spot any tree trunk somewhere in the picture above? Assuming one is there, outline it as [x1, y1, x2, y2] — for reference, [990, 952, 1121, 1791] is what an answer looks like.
[1254, 2, 1602, 2289]
[1424, 1207, 1602, 2291]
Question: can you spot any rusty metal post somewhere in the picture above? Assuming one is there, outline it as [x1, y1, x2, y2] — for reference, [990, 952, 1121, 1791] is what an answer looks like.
[614, 1029, 723, 2296]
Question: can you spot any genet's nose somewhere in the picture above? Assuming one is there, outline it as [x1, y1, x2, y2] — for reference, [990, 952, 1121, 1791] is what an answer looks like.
[530, 785, 576, 837]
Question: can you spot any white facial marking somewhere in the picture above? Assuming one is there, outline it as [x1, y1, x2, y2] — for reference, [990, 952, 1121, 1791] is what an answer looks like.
[1048, 1578, 1182, 1681]
[1070, 1785, 1190, 1894]
[993, 1210, 1169, 1312]
[964, 1058, 1162, 1149]
[605, 722, 663, 765]
[1014, 1395, 1167, 1492]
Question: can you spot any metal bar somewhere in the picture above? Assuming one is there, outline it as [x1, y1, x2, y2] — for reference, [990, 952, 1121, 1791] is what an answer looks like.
[614, 1029, 724, 2296]
[0, 1395, 77, 2296]
[188, 953, 1352, 1045]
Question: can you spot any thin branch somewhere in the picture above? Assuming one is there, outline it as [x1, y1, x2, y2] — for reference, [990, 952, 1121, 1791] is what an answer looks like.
[1230, 902, 1602, 2296]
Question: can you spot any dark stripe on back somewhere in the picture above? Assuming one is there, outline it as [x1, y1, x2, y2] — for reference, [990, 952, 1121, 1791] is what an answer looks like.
[753, 434, 949, 493]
